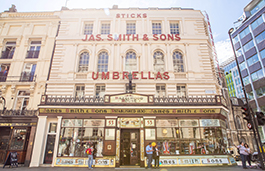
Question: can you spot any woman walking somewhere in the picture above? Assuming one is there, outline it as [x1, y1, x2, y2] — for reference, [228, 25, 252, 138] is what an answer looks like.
[235, 142, 248, 169]
[245, 143, 252, 168]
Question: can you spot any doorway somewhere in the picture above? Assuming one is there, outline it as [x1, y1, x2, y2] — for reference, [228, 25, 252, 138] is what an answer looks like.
[120, 129, 140, 166]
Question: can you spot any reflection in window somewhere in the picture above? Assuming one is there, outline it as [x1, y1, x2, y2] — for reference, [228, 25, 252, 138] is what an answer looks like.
[14, 90, 30, 114]
[176, 85, 186, 97]
[78, 52, 89, 72]
[239, 61, 246, 71]
[10, 129, 27, 150]
[243, 76, 250, 85]
[256, 86, 265, 97]
[247, 54, 259, 66]
[243, 40, 254, 52]
[260, 48, 265, 59]
[250, 0, 265, 15]
[153, 51, 164, 72]
[58, 119, 104, 157]
[125, 51, 137, 71]
[239, 27, 250, 39]
[251, 69, 264, 81]
[251, 16, 264, 30]
[256, 31, 265, 44]
[173, 51, 184, 72]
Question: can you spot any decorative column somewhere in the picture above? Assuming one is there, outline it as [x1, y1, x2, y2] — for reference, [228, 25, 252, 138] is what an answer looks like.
[29, 116, 47, 167]
[52, 116, 62, 167]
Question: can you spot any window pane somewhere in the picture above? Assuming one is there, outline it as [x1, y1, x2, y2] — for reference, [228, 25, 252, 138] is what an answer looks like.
[251, 16, 264, 30]
[173, 51, 184, 72]
[260, 48, 265, 59]
[84, 23, 93, 35]
[247, 54, 259, 66]
[243, 40, 254, 52]
[62, 119, 83, 127]
[145, 129, 155, 140]
[78, 52, 89, 72]
[153, 51, 164, 72]
[126, 23, 136, 34]
[170, 23, 180, 34]
[49, 123, 57, 133]
[256, 31, 265, 44]
[97, 52, 108, 72]
[152, 22, 162, 34]
[239, 27, 250, 39]
[9, 129, 27, 150]
[125, 51, 137, 71]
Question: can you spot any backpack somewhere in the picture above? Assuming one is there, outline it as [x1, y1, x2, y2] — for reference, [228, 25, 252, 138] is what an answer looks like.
[86, 148, 91, 155]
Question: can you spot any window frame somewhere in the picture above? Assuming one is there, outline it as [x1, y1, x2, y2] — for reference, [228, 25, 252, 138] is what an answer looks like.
[101, 22, 110, 35]
[152, 22, 162, 34]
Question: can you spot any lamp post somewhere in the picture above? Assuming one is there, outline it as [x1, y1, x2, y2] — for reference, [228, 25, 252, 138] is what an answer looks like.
[228, 28, 265, 169]
[128, 72, 133, 93]
[0, 96, 6, 114]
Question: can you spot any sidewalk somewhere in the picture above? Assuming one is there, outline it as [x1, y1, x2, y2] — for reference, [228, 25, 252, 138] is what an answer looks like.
[0, 165, 261, 171]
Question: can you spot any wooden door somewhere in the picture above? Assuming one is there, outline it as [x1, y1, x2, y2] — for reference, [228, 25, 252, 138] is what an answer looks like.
[120, 129, 140, 166]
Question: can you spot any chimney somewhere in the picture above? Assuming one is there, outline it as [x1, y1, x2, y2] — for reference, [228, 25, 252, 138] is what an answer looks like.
[113, 5, 118, 9]
[4, 4, 17, 12]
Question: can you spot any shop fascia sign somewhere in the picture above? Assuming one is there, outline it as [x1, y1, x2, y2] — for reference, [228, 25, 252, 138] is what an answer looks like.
[82, 13, 181, 42]
[92, 71, 169, 80]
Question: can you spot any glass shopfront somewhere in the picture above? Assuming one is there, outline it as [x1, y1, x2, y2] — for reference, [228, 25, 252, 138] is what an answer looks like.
[58, 119, 104, 157]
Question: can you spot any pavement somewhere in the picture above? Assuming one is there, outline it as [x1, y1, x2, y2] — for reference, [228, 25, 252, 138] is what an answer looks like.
[0, 165, 262, 171]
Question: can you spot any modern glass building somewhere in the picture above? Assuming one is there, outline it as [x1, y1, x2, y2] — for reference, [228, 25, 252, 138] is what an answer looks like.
[230, 0, 265, 113]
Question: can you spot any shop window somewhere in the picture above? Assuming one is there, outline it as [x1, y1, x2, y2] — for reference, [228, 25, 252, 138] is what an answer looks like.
[153, 51, 164, 72]
[170, 22, 180, 34]
[97, 51, 108, 72]
[155, 84, 166, 97]
[9, 129, 27, 150]
[78, 52, 89, 72]
[172, 51, 184, 72]
[101, 23, 110, 35]
[0, 64, 10, 82]
[152, 22, 162, 34]
[95, 85, 105, 98]
[75, 85, 85, 99]
[14, 90, 30, 115]
[126, 22, 136, 34]
[176, 85, 186, 98]
[26, 41, 41, 59]
[125, 51, 137, 71]
[84, 23, 93, 35]
[20, 63, 36, 82]
[1, 41, 16, 59]
[58, 119, 104, 157]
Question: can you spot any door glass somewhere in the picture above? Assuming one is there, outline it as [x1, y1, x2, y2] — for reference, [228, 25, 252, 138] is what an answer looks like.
[44, 135, 56, 164]
[9, 129, 27, 150]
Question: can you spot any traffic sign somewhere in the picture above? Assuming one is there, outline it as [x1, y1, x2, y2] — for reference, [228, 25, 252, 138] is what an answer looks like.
[247, 123, 252, 129]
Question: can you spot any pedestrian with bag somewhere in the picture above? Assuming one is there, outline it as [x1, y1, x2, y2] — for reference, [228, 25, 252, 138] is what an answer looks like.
[234, 142, 248, 169]
[146, 143, 154, 169]
[86, 145, 94, 170]
[153, 144, 160, 169]
[245, 143, 253, 168]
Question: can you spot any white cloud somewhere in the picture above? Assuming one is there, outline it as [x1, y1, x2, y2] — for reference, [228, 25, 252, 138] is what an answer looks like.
[215, 39, 234, 64]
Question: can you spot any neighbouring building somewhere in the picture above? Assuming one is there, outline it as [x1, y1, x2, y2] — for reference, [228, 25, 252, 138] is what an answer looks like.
[229, 0, 265, 142]
[29, 5, 233, 168]
[0, 5, 60, 166]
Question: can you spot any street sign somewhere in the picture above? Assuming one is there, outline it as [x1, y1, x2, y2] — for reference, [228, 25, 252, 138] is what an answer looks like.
[247, 123, 252, 129]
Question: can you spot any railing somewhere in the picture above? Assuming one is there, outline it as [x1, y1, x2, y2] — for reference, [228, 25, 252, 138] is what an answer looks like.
[43, 95, 226, 107]
[0, 72, 36, 82]
[0, 50, 14, 59]
[25, 50, 39, 59]
[0, 110, 38, 116]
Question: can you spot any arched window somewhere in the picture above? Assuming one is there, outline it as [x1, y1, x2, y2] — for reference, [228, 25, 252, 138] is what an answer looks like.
[97, 51, 109, 72]
[172, 51, 184, 72]
[236, 116, 242, 129]
[125, 51, 137, 71]
[78, 52, 89, 72]
[153, 51, 164, 72]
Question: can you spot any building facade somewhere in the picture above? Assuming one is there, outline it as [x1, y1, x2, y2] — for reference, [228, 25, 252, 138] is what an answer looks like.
[29, 6, 234, 168]
[229, 0, 265, 142]
[0, 6, 60, 166]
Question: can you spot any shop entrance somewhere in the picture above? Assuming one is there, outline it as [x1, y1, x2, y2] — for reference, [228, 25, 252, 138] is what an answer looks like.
[120, 129, 140, 166]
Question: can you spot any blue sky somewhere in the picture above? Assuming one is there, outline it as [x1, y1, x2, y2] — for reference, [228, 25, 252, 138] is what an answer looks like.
[0, 0, 251, 63]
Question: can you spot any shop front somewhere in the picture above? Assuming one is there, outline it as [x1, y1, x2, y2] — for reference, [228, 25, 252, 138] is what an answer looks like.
[30, 93, 236, 167]
[0, 116, 37, 166]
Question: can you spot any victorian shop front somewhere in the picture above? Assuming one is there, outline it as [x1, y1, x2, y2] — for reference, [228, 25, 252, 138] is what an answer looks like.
[30, 93, 236, 167]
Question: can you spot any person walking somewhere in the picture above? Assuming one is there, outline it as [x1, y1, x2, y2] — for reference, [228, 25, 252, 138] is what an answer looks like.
[245, 143, 252, 168]
[153, 144, 160, 169]
[86, 145, 94, 170]
[235, 142, 248, 169]
[146, 143, 154, 169]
